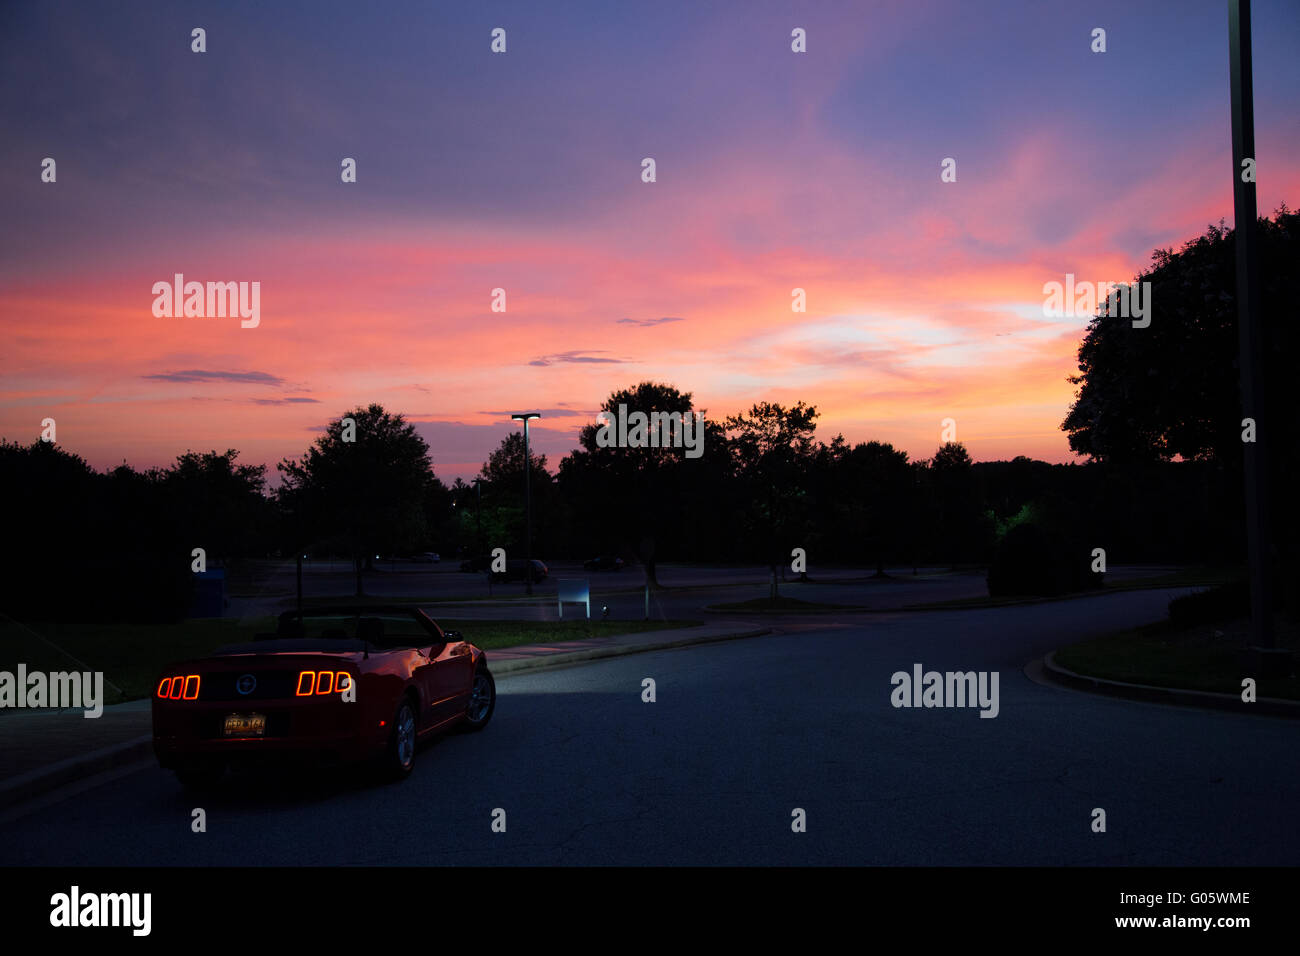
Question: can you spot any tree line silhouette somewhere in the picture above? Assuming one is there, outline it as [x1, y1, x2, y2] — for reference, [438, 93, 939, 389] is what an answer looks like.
[2, 208, 1293, 619]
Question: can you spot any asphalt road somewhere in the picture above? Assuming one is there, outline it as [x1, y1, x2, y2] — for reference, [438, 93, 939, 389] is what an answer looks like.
[3, 587, 1294, 866]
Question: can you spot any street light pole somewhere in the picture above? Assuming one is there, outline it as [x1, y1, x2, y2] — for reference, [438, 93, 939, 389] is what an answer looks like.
[1229, 0, 1276, 658]
[511, 413, 541, 595]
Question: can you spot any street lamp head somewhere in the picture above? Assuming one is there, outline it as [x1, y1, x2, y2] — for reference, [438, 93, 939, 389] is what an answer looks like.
[511, 412, 542, 423]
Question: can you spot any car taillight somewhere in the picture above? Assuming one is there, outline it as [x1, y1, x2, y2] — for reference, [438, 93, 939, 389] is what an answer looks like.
[157, 675, 201, 700]
[295, 671, 352, 697]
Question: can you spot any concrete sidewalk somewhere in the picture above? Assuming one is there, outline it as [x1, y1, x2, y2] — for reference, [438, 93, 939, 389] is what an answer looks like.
[0, 620, 769, 810]
[486, 621, 770, 673]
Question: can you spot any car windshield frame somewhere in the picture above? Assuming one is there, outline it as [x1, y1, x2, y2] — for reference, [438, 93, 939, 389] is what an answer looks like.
[276, 609, 443, 651]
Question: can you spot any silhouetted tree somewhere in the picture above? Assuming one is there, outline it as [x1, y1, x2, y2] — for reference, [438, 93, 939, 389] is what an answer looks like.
[476, 431, 555, 558]
[1062, 205, 1298, 566]
[277, 404, 440, 595]
[0, 440, 196, 622]
[1063, 208, 1296, 467]
[725, 401, 819, 597]
[929, 442, 989, 563]
[560, 382, 702, 587]
[163, 449, 269, 563]
[848, 441, 914, 575]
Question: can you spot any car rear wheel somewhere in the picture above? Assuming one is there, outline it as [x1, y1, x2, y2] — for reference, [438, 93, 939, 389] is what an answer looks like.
[461, 667, 495, 732]
[383, 698, 418, 780]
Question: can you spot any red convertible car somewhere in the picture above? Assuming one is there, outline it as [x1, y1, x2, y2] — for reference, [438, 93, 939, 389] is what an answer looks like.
[152, 606, 495, 788]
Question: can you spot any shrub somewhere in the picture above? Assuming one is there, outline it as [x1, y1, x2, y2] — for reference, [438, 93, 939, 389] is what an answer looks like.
[987, 522, 1104, 597]
[1167, 579, 1251, 629]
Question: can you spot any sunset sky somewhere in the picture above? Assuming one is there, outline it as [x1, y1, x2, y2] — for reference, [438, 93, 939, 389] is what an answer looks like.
[3, 0, 1298, 484]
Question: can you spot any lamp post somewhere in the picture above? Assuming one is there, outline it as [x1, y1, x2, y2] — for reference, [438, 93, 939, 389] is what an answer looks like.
[1229, 0, 1277, 663]
[511, 413, 541, 595]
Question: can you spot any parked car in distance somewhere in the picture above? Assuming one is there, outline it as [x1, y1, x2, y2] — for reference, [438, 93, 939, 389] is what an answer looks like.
[498, 558, 547, 583]
[459, 556, 548, 582]
[152, 605, 495, 788]
[584, 555, 625, 571]
[412, 552, 440, 563]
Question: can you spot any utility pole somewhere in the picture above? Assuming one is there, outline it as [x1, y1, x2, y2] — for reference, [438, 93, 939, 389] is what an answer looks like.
[1228, 1, 1278, 667]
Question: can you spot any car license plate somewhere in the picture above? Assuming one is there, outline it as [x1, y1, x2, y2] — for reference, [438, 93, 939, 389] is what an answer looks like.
[223, 713, 266, 737]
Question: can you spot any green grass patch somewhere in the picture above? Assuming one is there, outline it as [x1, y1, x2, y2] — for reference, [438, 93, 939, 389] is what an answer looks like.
[440, 618, 697, 651]
[282, 592, 517, 607]
[1112, 566, 1243, 590]
[284, 589, 654, 607]
[0, 617, 275, 706]
[1054, 616, 1300, 700]
[709, 596, 857, 612]
[0, 615, 698, 704]
[906, 566, 1240, 610]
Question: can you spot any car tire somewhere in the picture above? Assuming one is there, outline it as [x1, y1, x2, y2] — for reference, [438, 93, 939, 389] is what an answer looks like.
[175, 762, 223, 790]
[460, 666, 495, 732]
[383, 697, 418, 780]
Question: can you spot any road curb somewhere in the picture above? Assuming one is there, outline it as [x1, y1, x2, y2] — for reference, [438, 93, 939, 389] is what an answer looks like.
[489, 626, 773, 675]
[0, 734, 154, 811]
[1038, 651, 1300, 718]
[902, 581, 1214, 612]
